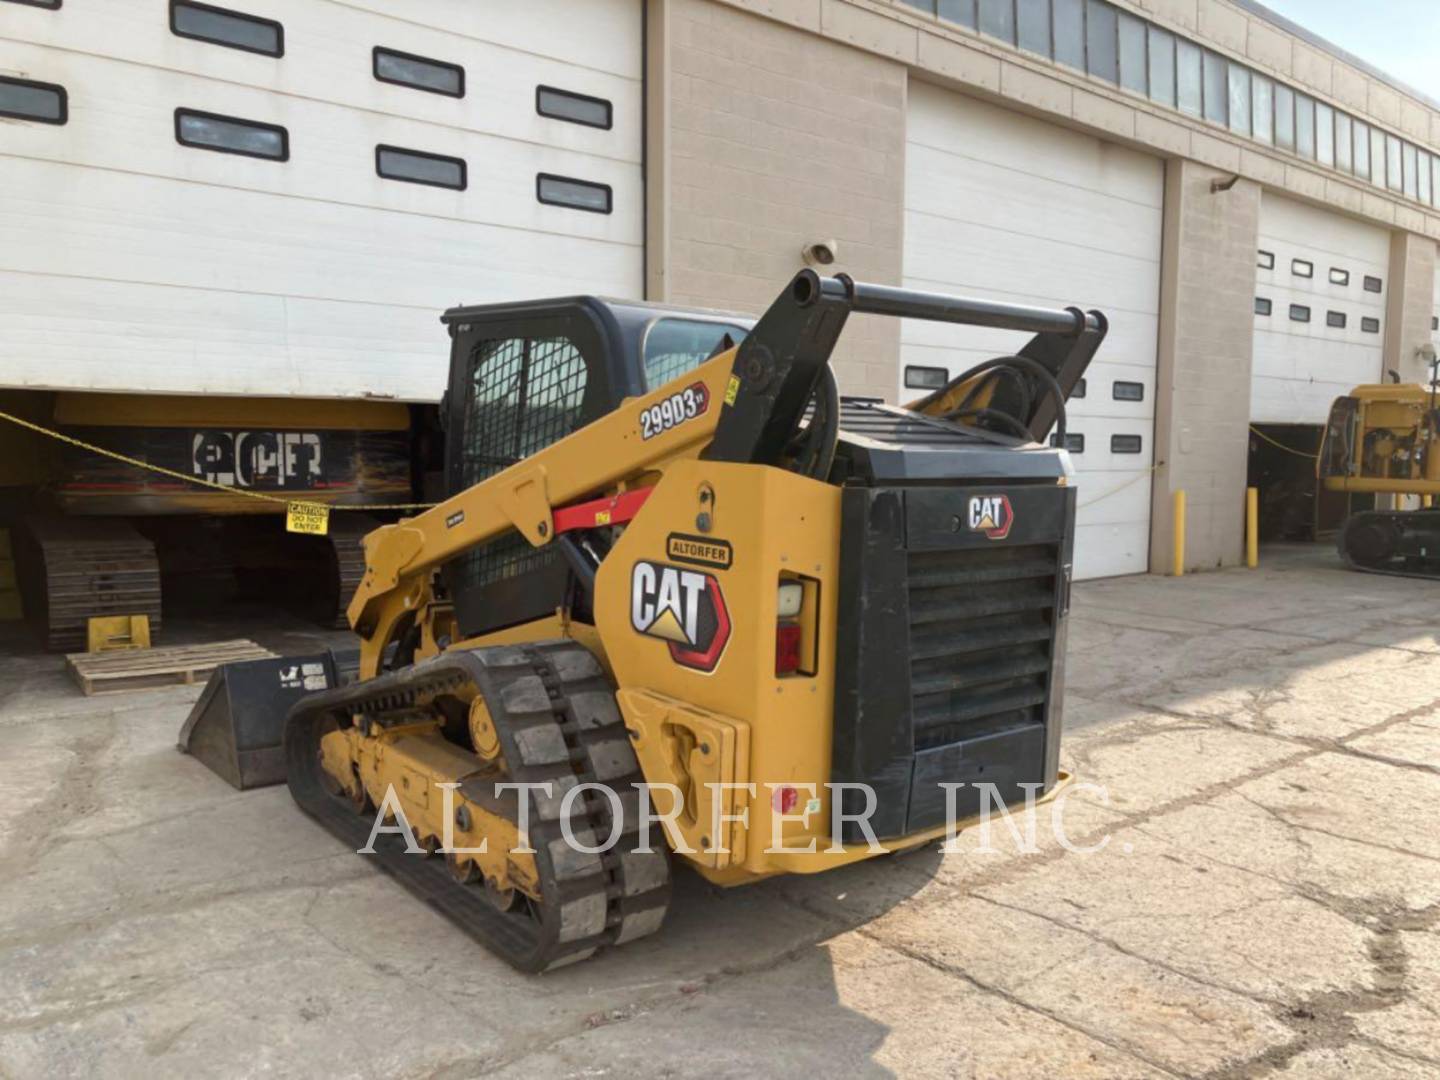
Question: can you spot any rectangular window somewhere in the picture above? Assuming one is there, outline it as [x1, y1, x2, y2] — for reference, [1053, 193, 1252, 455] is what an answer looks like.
[376, 145, 466, 190]
[1118, 12, 1147, 94]
[978, 0, 1016, 42]
[900, 0, 937, 12]
[1290, 304, 1311, 323]
[1085, 0, 1119, 84]
[537, 173, 612, 214]
[1315, 101, 1334, 167]
[373, 47, 464, 97]
[1326, 311, 1347, 329]
[1372, 127, 1387, 188]
[1362, 317, 1381, 334]
[1274, 83, 1295, 151]
[174, 108, 286, 160]
[1335, 112, 1353, 173]
[1386, 135, 1404, 192]
[1050, 433, 1085, 452]
[1176, 38, 1202, 118]
[1421, 152, 1433, 206]
[0, 75, 66, 124]
[1113, 381, 1145, 402]
[1201, 50, 1227, 126]
[169, 1, 282, 57]
[1433, 316, 1439, 331]
[1295, 94, 1315, 159]
[904, 364, 949, 390]
[1329, 268, 1350, 286]
[536, 86, 612, 129]
[1111, 434, 1143, 454]
[1353, 119, 1371, 181]
[1016, 0, 1051, 55]
[1227, 63, 1250, 137]
[1252, 74, 1274, 145]
[1148, 25, 1176, 108]
[1255, 297, 1273, 316]
[1071, 377, 1087, 399]
[1403, 142, 1419, 199]
[1364, 276, 1383, 294]
[1258, 250, 1275, 270]
[1292, 259, 1313, 278]
[1052, 0, 1084, 69]
[937, 0, 979, 27]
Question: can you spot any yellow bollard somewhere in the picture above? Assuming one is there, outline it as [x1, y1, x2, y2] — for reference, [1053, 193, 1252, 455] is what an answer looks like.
[1172, 490, 1186, 577]
[1246, 487, 1259, 569]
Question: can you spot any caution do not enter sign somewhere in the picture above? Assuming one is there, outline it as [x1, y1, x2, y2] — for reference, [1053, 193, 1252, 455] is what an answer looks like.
[286, 502, 330, 536]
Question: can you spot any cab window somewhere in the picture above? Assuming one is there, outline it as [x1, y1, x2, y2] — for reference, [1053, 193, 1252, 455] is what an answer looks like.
[643, 318, 748, 390]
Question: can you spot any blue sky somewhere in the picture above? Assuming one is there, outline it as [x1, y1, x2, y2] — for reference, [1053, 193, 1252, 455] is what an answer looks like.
[1258, 0, 1440, 101]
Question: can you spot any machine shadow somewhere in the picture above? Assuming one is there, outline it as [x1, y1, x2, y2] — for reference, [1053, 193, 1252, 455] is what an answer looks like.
[540, 839, 948, 1076]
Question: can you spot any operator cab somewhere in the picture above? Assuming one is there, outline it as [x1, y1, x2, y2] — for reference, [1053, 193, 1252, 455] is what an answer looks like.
[439, 298, 753, 637]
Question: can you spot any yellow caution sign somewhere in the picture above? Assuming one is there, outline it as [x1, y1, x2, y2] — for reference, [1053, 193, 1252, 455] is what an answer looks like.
[725, 376, 740, 406]
[286, 501, 330, 536]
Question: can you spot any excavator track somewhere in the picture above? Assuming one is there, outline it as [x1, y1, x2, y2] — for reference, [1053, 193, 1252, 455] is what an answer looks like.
[17, 514, 163, 652]
[284, 639, 670, 972]
[1337, 509, 1440, 582]
[324, 514, 374, 628]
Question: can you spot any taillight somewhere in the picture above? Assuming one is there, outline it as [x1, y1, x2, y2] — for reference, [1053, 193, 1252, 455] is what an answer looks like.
[775, 621, 802, 675]
[775, 581, 805, 676]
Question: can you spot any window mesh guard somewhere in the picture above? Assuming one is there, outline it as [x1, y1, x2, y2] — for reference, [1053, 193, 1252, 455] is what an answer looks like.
[454, 336, 588, 590]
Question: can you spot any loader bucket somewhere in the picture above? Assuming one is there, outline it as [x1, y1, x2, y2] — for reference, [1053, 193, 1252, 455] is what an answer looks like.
[178, 653, 339, 789]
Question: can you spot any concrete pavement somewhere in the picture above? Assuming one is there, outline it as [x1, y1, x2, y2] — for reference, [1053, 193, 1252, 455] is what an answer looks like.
[1, 546, 1437, 1078]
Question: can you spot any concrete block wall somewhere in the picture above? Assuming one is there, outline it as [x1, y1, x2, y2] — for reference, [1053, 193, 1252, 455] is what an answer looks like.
[1151, 160, 1261, 573]
[1386, 233, 1439, 386]
[649, 0, 906, 400]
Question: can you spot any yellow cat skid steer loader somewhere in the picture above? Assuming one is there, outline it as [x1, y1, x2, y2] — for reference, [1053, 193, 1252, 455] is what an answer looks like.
[282, 271, 1106, 971]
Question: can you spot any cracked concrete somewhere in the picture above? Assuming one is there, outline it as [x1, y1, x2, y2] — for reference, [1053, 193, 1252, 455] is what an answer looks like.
[1, 545, 1438, 1078]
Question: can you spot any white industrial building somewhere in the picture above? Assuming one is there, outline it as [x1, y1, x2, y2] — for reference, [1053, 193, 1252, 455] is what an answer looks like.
[3, 0, 1440, 580]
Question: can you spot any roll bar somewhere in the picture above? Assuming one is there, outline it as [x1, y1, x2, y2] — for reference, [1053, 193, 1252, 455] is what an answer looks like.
[705, 271, 1107, 465]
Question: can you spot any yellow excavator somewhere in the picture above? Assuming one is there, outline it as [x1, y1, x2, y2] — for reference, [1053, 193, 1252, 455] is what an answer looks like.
[280, 271, 1106, 970]
[1319, 366, 1440, 578]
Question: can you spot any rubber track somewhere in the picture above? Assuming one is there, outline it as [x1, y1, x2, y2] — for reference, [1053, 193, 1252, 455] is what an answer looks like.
[284, 640, 671, 972]
[21, 514, 163, 652]
[325, 515, 375, 629]
[1337, 509, 1440, 582]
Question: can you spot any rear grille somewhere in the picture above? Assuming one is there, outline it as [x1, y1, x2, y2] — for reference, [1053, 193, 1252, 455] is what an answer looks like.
[906, 543, 1058, 750]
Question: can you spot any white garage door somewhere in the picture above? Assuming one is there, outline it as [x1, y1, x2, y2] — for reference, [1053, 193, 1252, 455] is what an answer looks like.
[0, 0, 642, 402]
[902, 81, 1163, 580]
[1252, 194, 1388, 421]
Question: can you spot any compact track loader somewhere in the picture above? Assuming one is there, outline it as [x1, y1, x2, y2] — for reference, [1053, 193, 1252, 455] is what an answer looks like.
[1319, 375, 1440, 578]
[283, 271, 1105, 970]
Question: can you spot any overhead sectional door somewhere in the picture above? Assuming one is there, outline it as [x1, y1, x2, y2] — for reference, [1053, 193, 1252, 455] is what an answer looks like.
[1252, 194, 1389, 422]
[902, 80, 1163, 580]
[0, 0, 642, 401]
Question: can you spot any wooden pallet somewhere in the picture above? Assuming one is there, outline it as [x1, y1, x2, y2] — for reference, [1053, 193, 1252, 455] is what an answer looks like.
[66, 639, 276, 696]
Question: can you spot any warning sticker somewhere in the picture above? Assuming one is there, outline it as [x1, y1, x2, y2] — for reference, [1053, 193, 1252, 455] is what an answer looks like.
[286, 501, 330, 536]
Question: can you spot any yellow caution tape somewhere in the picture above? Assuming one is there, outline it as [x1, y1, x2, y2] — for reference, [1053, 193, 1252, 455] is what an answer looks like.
[0, 408, 437, 513]
[1075, 462, 1163, 510]
[1249, 425, 1319, 460]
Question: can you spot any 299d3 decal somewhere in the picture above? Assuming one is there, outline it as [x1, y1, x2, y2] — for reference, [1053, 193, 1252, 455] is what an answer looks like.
[639, 381, 709, 440]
